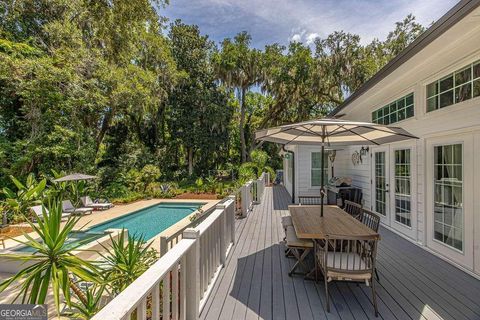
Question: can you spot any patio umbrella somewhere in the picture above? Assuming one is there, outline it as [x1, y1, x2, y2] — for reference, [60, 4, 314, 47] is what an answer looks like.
[53, 173, 98, 182]
[255, 118, 418, 216]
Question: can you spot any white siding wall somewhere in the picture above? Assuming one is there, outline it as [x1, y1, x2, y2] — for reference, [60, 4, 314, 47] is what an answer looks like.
[333, 147, 372, 210]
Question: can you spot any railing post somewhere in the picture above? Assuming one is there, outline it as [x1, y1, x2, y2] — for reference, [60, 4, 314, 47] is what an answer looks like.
[183, 228, 200, 320]
[241, 185, 248, 217]
[227, 196, 236, 245]
[216, 203, 227, 266]
[159, 235, 168, 257]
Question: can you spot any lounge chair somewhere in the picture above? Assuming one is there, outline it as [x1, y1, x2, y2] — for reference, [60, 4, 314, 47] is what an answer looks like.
[80, 196, 113, 211]
[62, 200, 93, 215]
[31, 205, 71, 221]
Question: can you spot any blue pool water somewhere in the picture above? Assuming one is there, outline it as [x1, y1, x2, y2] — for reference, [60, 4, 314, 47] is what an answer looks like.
[14, 231, 105, 253]
[88, 202, 205, 240]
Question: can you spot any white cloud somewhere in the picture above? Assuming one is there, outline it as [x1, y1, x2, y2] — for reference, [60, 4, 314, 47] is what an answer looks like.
[305, 32, 320, 45]
[163, 0, 460, 47]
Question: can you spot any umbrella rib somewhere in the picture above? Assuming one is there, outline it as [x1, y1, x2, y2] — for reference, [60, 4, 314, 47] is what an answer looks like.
[357, 125, 419, 139]
[256, 127, 299, 141]
[336, 125, 381, 146]
[284, 125, 316, 146]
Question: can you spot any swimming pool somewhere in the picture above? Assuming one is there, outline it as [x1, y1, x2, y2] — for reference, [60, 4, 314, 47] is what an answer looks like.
[13, 231, 105, 253]
[88, 202, 205, 240]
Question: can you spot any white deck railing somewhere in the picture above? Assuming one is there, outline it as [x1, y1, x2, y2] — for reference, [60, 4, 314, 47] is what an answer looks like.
[237, 172, 270, 217]
[92, 198, 236, 320]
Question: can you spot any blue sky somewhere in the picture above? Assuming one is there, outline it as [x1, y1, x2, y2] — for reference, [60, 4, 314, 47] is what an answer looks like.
[161, 0, 459, 48]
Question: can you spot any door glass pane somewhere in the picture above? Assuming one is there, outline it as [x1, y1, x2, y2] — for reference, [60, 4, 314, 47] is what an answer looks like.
[433, 144, 463, 251]
[394, 149, 411, 227]
[375, 152, 386, 216]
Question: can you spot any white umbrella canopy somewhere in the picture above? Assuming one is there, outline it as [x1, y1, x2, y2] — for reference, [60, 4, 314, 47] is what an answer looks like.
[53, 173, 98, 182]
[255, 118, 417, 146]
[255, 118, 418, 216]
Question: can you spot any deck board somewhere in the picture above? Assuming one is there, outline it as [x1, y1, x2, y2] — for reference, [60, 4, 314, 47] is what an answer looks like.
[199, 186, 480, 320]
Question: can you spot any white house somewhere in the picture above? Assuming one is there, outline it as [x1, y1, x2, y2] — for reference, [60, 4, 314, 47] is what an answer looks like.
[282, 0, 480, 278]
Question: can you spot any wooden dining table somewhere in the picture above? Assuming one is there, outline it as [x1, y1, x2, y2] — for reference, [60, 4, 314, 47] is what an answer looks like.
[288, 205, 380, 280]
[288, 205, 380, 240]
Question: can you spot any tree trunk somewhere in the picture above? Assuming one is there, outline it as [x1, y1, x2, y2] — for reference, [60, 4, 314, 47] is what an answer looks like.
[70, 278, 88, 305]
[188, 148, 194, 175]
[239, 87, 247, 163]
[96, 109, 113, 153]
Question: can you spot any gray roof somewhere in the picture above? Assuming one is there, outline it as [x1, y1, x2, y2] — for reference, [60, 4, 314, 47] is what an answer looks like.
[329, 0, 480, 117]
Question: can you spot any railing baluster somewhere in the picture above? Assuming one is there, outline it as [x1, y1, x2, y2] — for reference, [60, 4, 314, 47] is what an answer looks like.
[163, 274, 170, 320]
[136, 298, 147, 320]
[180, 255, 187, 320]
[172, 263, 179, 320]
[152, 283, 160, 320]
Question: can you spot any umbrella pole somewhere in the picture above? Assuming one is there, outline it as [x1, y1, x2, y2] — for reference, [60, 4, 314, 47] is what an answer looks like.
[321, 143, 325, 217]
[321, 129, 325, 217]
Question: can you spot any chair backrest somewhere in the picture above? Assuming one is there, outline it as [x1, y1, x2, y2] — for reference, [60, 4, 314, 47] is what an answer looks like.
[344, 200, 362, 219]
[360, 209, 381, 232]
[62, 200, 75, 210]
[31, 205, 47, 217]
[319, 234, 378, 274]
[298, 196, 322, 205]
[81, 196, 92, 206]
[281, 215, 293, 228]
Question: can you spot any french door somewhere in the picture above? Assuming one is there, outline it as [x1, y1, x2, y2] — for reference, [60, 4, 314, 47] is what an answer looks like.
[372, 144, 417, 239]
[372, 148, 390, 225]
[426, 135, 474, 269]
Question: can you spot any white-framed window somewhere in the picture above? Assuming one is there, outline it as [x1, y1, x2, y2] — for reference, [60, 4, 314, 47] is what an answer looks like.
[311, 152, 328, 187]
[372, 93, 414, 125]
[427, 60, 480, 112]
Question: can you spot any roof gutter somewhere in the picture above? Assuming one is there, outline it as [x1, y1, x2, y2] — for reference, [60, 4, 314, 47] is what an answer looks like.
[329, 0, 480, 117]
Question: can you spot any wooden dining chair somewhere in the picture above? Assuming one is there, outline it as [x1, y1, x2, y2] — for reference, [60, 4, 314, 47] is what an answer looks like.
[285, 225, 313, 276]
[359, 208, 381, 281]
[344, 200, 363, 220]
[360, 208, 381, 232]
[315, 234, 379, 317]
[281, 215, 293, 255]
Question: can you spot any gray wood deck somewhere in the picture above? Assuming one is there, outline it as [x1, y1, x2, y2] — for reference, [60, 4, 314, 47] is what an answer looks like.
[199, 186, 480, 320]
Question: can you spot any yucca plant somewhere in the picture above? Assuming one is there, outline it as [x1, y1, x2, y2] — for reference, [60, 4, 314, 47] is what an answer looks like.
[70, 284, 106, 319]
[0, 200, 100, 314]
[99, 230, 157, 295]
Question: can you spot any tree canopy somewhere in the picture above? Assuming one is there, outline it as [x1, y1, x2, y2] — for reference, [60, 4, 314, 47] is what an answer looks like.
[0, 0, 426, 191]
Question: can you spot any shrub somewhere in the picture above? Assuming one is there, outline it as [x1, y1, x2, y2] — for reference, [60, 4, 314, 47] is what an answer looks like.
[140, 165, 161, 192]
[250, 150, 269, 174]
[238, 162, 257, 183]
[1, 174, 46, 224]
